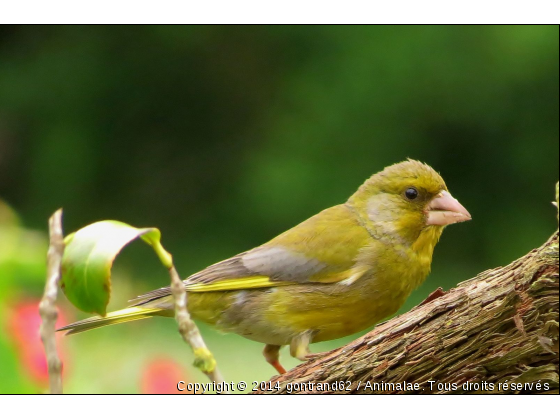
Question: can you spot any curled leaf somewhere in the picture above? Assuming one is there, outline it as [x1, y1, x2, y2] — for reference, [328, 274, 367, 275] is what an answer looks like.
[60, 221, 172, 316]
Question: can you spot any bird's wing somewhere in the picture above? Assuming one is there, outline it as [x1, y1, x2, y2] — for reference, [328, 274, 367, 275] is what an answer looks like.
[131, 204, 373, 304]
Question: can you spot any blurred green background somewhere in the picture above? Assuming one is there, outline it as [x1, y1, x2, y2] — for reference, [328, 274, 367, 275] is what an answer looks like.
[0, 25, 558, 394]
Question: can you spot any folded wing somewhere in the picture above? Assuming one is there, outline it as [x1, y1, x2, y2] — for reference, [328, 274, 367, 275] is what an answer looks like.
[131, 204, 373, 305]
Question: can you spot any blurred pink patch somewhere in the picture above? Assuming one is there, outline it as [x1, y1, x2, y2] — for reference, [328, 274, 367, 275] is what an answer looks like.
[6, 299, 70, 385]
[141, 357, 192, 394]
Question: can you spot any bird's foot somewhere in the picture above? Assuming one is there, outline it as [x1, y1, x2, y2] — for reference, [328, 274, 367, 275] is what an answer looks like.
[271, 360, 287, 375]
[263, 344, 287, 375]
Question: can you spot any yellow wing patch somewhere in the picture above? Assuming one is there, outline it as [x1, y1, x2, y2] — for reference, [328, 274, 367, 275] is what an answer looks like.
[185, 276, 294, 293]
[185, 266, 369, 293]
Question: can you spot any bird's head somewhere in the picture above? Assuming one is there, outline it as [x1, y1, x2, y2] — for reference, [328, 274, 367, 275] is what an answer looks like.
[349, 159, 471, 247]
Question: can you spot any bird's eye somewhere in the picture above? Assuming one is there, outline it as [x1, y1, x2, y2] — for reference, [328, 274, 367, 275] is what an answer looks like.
[405, 187, 419, 200]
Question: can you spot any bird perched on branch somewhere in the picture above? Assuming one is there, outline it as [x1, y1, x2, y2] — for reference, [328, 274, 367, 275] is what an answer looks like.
[60, 160, 471, 374]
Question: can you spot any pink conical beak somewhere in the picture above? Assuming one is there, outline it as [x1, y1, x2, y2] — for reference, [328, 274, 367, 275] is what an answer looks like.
[425, 190, 472, 226]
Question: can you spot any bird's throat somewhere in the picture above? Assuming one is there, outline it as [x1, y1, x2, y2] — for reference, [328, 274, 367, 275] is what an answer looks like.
[412, 226, 443, 260]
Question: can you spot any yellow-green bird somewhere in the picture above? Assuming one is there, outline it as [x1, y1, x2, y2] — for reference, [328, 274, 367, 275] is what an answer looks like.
[59, 160, 471, 374]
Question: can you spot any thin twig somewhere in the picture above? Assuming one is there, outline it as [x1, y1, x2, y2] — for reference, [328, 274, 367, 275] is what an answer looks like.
[39, 209, 65, 394]
[169, 266, 226, 388]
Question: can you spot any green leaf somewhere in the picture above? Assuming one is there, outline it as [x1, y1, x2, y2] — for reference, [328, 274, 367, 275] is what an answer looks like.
[60, 220, 172, 316]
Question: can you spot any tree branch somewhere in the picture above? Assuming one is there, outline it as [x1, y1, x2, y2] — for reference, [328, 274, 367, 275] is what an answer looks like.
[169, 266, 226, 387]
[39, 209, 65, 394]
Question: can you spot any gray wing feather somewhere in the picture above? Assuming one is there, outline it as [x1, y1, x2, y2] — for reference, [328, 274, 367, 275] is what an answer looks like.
[130, 245, 327, 306]
[240, 246, 326, 281]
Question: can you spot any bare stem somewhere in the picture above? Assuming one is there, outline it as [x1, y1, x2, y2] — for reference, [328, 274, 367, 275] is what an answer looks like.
[39, 209, 65, 394]
[169, 266, 226, 388]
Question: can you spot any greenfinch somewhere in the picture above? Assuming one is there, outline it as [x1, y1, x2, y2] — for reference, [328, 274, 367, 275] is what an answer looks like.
[60, 160, 471, 374]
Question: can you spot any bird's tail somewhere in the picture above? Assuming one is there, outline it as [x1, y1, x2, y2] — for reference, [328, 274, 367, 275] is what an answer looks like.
[57, 307, 163, 336]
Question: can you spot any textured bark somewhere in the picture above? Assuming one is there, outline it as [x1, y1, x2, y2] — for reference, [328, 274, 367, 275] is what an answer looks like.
[256, 231, 559, 394]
